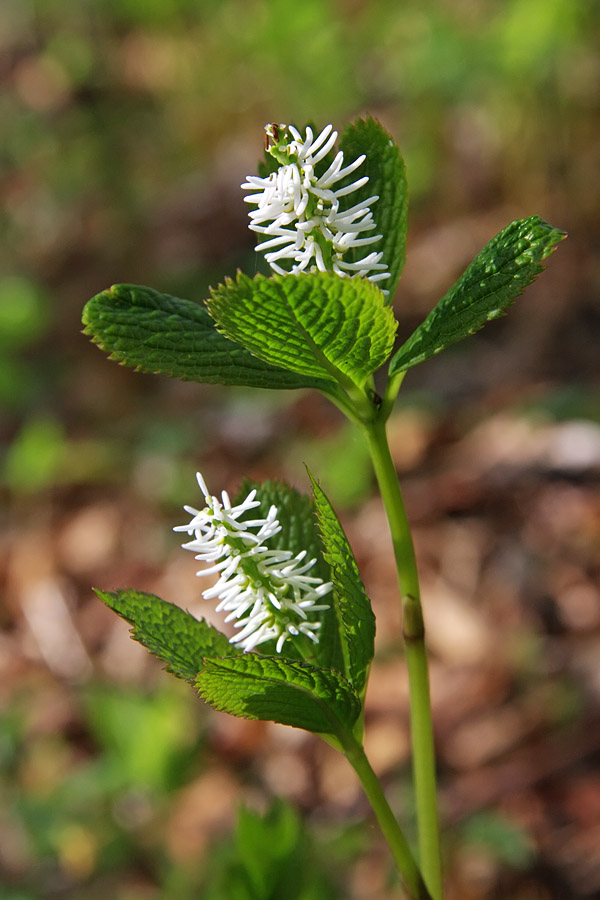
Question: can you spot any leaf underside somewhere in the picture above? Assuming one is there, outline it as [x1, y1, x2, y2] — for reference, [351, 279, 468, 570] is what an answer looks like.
[82, 283, 330, 392]
[389, 216, 566, 374]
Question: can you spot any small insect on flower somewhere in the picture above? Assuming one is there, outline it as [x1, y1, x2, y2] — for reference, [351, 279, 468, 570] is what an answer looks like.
[174, 473, 332, 654]
[242, 123, 390, 289]
[264, 122, 281, 151]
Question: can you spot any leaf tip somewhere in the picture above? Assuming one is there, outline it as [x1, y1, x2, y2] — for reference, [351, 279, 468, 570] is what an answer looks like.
[93, 587, 120, 610]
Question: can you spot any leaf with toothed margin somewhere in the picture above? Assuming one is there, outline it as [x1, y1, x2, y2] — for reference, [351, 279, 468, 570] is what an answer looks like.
[82, 283, 331, 392]
[196, 655, 361, 736]
[96, 589, 240, 682]
[389, 217, 566, 375]
[309, 473, 375, 697]
[208, 271, 396, 392]
[338, 116, 408, 302]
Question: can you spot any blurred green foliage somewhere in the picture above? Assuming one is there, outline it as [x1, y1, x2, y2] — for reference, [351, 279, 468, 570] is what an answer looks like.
[459, 811, 534, 869]
[84, 682, 199, 791]
[201, 801, 340, 900]
[0, 276, 49, 348]
[0, 680, 205, 898]
[0, 679, 349, 898]
[0, 276, 51, 410]
[3, 418, 65, 492]
[293, 421, 374, 509]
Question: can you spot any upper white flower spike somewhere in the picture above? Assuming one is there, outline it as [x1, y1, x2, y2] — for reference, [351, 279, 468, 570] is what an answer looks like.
[242, 124, 390, 290]
[175, 472, 332, 654]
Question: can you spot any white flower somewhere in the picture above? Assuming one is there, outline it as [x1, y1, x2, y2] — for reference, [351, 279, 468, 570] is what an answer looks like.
[175, 472, 331, 654]
[242, 124, 389, 289]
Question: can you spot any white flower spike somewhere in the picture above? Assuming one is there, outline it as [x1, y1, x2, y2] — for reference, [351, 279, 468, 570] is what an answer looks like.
[175, 472, 332, 654]
[242, 123, 389, 290]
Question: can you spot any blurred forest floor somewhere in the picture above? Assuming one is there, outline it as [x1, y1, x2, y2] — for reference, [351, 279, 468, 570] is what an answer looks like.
[1, 1, 599, 898]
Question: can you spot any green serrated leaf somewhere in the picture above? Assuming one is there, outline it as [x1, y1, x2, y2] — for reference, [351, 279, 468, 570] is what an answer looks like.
[208, 271, 397, 392]
[196, 655, 360, 736]
[339, 116, 408, 301]
[96, 589, 239, 682]
[82, 283, 331, 392]
[235, 479, 345, 675]
[389, 216, 566, 375]
[309, 474, 375, 696]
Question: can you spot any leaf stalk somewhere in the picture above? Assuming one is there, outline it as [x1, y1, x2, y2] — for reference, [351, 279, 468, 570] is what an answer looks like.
[339, 732, 433, 900]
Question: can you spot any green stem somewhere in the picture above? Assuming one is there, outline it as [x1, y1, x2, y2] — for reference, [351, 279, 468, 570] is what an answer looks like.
[340, 734, 432, 900]
[361, 415, 443, 900]
[380, 369, 407, 423]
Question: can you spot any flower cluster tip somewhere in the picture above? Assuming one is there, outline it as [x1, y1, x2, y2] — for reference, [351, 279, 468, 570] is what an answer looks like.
[242, 123, 389, 290]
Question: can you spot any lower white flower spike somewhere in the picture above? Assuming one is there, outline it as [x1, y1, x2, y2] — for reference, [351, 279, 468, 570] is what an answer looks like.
[175, 473, 332, 654]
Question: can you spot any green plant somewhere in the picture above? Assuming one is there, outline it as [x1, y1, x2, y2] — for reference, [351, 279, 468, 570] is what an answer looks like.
[82, 117, 564, 898]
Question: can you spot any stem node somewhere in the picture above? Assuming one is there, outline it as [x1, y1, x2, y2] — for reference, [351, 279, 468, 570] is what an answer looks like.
[403, 593, 425, 642]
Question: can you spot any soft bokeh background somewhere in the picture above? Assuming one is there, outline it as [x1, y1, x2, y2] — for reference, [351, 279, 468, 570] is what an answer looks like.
[1, 1, 599, 898]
